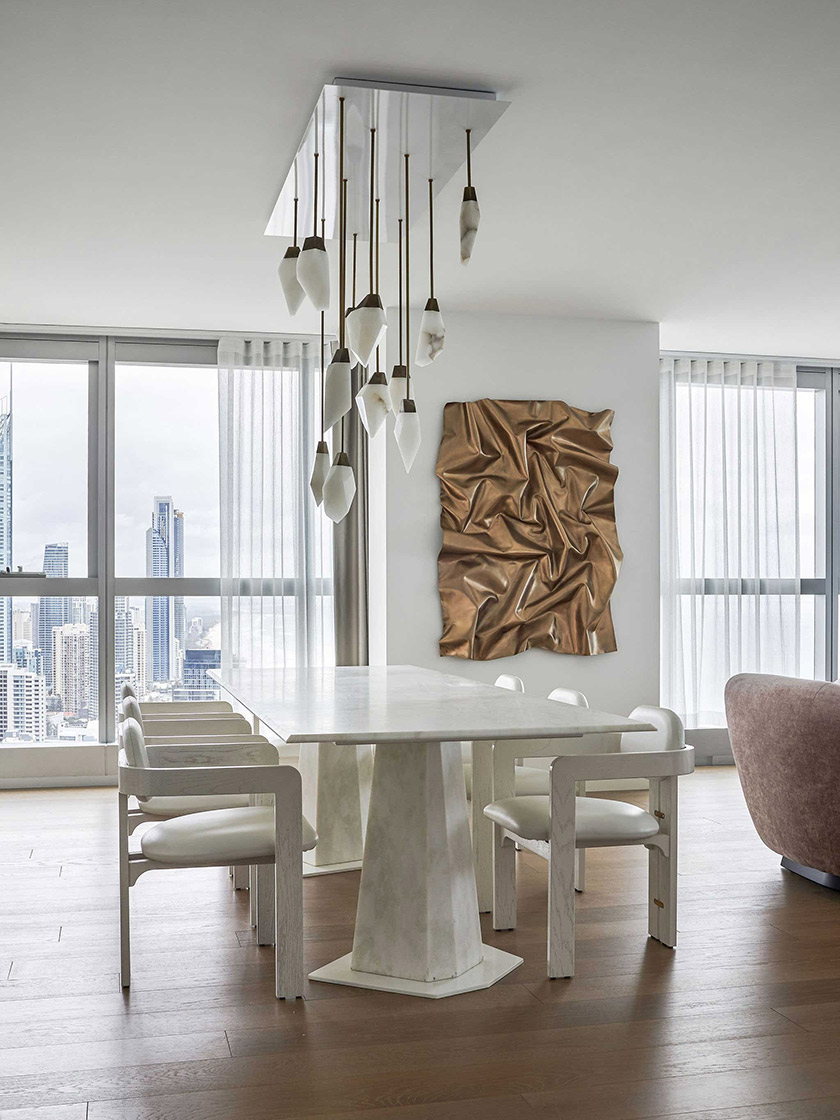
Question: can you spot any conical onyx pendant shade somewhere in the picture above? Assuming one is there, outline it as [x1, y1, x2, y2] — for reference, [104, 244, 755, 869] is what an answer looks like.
[346, 293, 387, 368]
[309, 440, 330, 505]
[279, 246, 305, 314]
[355, 371, 391, 438]
[394, 398, 421, 473]
[415, 298, 445, 367]
[459, 186, 480, 265]
[323, 451, 356, 523]
[324, 348, 353, 431]
[388, 365, 408, 412]
[297, 235, 330, 310]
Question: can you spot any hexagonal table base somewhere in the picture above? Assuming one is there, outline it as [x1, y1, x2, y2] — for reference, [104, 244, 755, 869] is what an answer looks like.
[309, 944, 522, 998]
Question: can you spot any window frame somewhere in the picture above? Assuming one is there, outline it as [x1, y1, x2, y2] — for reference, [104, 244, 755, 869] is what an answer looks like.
[0, 332, 220, 750]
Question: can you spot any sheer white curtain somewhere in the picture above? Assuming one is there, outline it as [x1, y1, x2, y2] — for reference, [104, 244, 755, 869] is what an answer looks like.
[661, 357, 809, 726]
[218, 337, 334, 673]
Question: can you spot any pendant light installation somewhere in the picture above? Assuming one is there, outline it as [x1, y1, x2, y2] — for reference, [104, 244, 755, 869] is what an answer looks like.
[389, 216, 408, 411]
[297, 104, 330, 311]
[323, 101, 352, 431]
[459, 128, 480, 264]
[309, 310, 330, 505]
[278, 159, 305, 314]
[415, 176, 445, 366]
[394, 151, 421, 473]
[355, 197, 392, 437]
[346, 117, 387, 368]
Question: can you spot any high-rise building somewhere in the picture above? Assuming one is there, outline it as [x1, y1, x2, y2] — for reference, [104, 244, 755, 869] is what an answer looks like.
[145, 497, 185, 683]
[12, 608, 31, 644]
[0, 399, 12, 663]
[177, 648, 221, 701]
[38, 543, 72, 693]
[0, 663, 46, 741]
[52, 622, 91, 718]
[132, 620, 147, 698]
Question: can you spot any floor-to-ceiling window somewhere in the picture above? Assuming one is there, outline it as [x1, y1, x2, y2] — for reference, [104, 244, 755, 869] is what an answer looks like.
[661, 355, 837, 728]
[0, 333, 292, 760]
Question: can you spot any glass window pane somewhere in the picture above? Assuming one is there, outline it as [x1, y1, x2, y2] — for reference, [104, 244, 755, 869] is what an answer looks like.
[115, 365, 219, 577]
[0, 595, 98, 744]
[0, 361, 89, 578]
[116, 596, 221, 708]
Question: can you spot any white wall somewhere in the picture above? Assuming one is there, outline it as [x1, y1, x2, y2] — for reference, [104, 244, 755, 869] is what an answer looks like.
[378, 311, 660, 725]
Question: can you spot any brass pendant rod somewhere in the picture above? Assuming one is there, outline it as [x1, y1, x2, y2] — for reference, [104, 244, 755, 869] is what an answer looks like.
[312, 150, 319, 237]
[405, 151, 411, 399]
[368, 128, 376, 291]
[293, 197, 298, 248]
[338, 97, 346, 347]
[352, 233, 358, 306]
[466, 128, 472, 189]
[320, 308, 325, 438]
[428, 178, 435, 299]
[397, 217, 403, 365]
[375, 197, 381, 371]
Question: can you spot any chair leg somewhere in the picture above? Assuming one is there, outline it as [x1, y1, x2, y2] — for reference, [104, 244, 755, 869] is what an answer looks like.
[256, 862, 275, 946]
[492, 826, 517, 930]
[249, 865, 258, 928]
[648, 776, 678, 947]
[548, 771, 576, 978]
[274, 778, 305, 1000]
[471, 740, 494, 913]
[118, 794, 131, 988]
[232, 863, 249, 891]
[574, 781, 586, 892]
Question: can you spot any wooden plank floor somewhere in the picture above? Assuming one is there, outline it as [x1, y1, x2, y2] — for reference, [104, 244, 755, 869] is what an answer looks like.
[1, 768, 840, 1120]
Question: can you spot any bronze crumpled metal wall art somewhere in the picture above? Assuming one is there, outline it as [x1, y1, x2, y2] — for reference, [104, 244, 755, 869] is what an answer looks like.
[436, 399, 622, 660]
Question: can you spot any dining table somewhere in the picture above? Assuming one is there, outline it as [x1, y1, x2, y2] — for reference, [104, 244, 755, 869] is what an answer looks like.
[209, 664, 654, 998]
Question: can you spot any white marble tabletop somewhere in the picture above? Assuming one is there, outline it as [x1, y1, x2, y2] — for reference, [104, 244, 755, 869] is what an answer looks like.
[208, 665, 653, 745]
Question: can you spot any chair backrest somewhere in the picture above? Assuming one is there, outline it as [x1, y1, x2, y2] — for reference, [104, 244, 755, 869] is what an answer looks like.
[494, 674, 525, 692]
[121, 682, 137, 701]
[120, 695, 145, 731]
[548, 686, 589, 707]
[619, 705, 684, 753]
[725, 673, 840, 876]
[120, 716, 149, 768]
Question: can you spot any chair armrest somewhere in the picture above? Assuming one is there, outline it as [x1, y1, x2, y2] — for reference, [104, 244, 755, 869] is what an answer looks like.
[144, 741, 279, 768]
[550, 746, 695, 788]
[140, 701, 233, 715]
[138, 717, 251, 737]
[142, 733, 270, 747]
[119, 748, 293, 798]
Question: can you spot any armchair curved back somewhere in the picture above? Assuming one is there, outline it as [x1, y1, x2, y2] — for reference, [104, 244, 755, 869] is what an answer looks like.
[619, 705, 684, 753]
[548, 687, 589, 707]
[494, 674, 525, 692]
[120, 716, 150, 769]
[120, 695, 144, 730]
[121, 682, 137, 701]
[725, 673, 840, 876]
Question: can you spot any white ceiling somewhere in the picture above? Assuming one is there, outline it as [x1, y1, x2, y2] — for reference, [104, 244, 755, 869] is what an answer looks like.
[2, 0, 840, 358]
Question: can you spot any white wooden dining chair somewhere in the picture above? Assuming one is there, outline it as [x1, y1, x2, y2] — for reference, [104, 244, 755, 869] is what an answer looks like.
[547, 687, 590, 891]
[463, 674, 553, 799]
[118, 717, 317, 999]
[483, 705, 693, 977]
[121, 681, 235, 718]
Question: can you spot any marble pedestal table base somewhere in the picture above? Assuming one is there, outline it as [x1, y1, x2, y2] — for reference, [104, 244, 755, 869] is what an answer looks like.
[309, 740, 523, 997]
[299, 742, 373, 876]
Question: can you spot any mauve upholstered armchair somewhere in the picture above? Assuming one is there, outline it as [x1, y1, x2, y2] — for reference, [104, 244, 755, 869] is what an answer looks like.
[725, 673, 840, 890]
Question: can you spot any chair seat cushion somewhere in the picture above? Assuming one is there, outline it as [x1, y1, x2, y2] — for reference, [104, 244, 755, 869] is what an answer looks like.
[140, 806, 317, 865]
[138, 794, 251, 816]
[483, 795, 661, 847]
[463, 763, 550, 799]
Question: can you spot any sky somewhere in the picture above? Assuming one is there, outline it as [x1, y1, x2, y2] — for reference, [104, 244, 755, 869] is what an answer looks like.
[2, 361, 220, 577]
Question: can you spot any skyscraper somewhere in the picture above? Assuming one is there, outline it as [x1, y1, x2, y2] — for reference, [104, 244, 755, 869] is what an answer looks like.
[0, 397, 12, 663]
[38, 543, 72, 693]
[52, 622, 91, 718]
[177, 648, 221, 701]
[0, 664, 46, 741]
[145, 497, 185, 683]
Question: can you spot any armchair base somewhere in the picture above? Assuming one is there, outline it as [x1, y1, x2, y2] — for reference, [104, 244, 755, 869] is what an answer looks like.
[781, 856, 840, 891]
